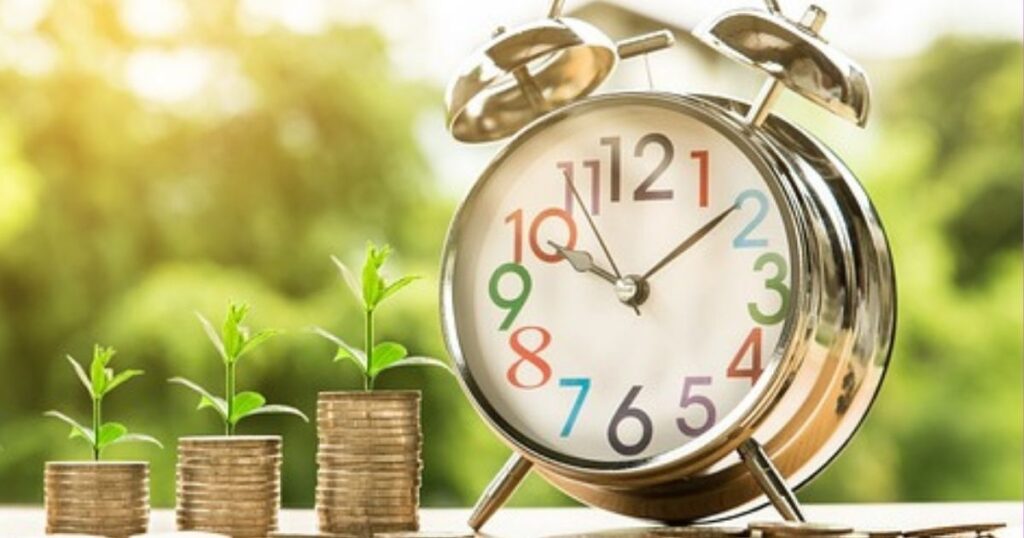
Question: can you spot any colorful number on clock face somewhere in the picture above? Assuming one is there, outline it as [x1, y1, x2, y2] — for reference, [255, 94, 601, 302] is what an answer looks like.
[450, 102, 793, 464]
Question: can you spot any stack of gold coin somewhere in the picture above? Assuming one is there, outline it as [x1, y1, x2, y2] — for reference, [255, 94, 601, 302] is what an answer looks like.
[44, 461, 149, 537]
[176, 435, 282, 538]
[316, 391, 422, 536]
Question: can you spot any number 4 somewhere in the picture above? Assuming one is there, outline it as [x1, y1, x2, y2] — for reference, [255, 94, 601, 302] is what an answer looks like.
[727, 327, 763, 385]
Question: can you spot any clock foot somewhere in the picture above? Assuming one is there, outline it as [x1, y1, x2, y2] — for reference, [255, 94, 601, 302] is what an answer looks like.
[468, 453, 534, 531]
[737, 438, 805, 522]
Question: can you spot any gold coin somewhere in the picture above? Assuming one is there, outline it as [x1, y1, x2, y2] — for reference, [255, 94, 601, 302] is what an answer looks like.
[177, 512, 277, 525]
[749, 521, 854, 536]
[316, 476, 420, 487]
[319, 516, 418, 528]
[316, 483, 417, 495]
[318, 389, 419, 397]
[374, 528, 473, 532]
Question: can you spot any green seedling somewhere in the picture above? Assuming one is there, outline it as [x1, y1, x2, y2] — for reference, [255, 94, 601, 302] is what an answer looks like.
[170, 302, 308, 435]
[45, 345, 162, 460]
[315, 241, 451, 390]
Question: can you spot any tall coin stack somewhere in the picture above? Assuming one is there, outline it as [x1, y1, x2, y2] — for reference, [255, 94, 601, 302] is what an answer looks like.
[176, 435, 282, 538]
[45, 461, 149, 537]
[316, 391, 422, 536]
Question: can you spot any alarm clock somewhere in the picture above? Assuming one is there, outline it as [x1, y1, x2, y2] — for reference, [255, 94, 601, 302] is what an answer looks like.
[440, 0, 894, 528]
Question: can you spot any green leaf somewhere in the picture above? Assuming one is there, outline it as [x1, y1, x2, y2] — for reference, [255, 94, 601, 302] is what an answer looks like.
[108, 433, 163, 450]
[229, 391, 266, 425]
[102, 369, 144, 397]
[374, 356, 454, 380]
[197, 312, 227, 362]
[44, 410, 95, 446]
[169, 377, 228, 420]
[312, 327, 367, 372]
[65, 355, 94, 399]
[96, 422, 127, 450]
[368, 342, 407, 378]
[361, 242, 389, 310]
[237, 329, 279, 361]
[89, 345, 115, 399]
[331, 255, 363, 307]
[222, 303, 249, 360]
[380, 275, 420, 303]
[241, 404, 309, 422]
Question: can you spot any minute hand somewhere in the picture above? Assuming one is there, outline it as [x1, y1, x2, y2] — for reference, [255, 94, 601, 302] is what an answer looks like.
[641, 204, 739, 280]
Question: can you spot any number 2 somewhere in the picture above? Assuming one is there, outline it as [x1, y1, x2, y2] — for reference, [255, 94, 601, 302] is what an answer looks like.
[559, 377, 590, 437]
[733, 189, 769, 248]
[633, 133, 674, 201]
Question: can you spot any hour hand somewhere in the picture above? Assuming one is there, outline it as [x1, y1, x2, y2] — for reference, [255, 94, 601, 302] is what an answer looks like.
[547, 241, 617, 285]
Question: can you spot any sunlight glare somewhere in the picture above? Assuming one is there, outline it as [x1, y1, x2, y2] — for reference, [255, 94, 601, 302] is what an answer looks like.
[121, 0, 188, 37]
[125, 48, 212, 104]
[240, 0, 327, 34]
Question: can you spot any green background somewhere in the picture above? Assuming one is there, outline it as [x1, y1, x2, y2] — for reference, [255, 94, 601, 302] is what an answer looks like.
[0, 0, 1021, 508]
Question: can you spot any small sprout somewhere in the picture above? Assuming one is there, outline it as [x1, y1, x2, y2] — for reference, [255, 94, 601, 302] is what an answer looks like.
[316, 242, 452, 390]
[170, 302, 308, 435]
[45, 345, 162, 461]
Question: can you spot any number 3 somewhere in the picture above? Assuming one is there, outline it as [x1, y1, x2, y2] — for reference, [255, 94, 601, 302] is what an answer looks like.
[748, 252, 790, 325]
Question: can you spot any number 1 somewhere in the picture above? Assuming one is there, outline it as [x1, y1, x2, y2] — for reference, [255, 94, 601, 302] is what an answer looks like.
[559, 377, 591, 437]
[691, 150, 709, 207]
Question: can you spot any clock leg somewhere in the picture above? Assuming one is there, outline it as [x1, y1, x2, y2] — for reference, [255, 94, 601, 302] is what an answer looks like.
[737, 438, 805, 522]
[468, 453, 533, 531]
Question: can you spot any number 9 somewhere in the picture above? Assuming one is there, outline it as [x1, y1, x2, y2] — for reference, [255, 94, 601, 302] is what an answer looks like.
[489, 263, 532, 331]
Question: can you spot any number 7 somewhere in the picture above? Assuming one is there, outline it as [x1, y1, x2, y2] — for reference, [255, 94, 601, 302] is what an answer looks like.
[559, 377, 591, 437]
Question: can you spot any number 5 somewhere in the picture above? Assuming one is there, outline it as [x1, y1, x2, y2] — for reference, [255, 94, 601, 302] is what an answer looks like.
[677, 376, 716, 437]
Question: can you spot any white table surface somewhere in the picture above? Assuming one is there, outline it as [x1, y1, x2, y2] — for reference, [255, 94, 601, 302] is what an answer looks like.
[2, 503, 1020, 537]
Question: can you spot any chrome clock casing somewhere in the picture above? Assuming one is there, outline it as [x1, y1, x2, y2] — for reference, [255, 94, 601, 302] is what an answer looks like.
[439, 91, 895, 521]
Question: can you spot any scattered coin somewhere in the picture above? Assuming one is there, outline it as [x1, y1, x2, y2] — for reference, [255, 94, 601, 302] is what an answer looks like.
[748, 521, 854, 536]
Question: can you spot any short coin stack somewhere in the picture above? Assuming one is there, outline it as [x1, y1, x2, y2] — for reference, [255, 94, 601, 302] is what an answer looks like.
[44, 461, 149, 537]
[316, 391, 422, 536]
[176, 435, 282, 538]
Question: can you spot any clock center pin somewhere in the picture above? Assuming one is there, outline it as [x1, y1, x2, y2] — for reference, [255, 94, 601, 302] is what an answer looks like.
[615, 275, 650, 307]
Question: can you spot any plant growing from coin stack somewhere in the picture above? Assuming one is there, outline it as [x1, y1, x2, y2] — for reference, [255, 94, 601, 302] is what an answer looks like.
[170, 302, 309, 433]
[45, 344, 163, 459]
[314, 241, 451, 388]
[170, 301, 308, 537]
[43, 344, 160, 537]
[311, 241, 451, 536]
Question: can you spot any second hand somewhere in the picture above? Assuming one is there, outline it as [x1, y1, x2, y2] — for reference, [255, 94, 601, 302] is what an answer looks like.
[562, 170, 640, 316]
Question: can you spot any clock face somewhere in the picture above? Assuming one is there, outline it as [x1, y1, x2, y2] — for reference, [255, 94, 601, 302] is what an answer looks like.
[445, 96, 797, 467]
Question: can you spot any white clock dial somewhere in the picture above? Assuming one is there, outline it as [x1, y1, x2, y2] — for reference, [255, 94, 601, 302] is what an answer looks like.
[448, 100, 795, 465]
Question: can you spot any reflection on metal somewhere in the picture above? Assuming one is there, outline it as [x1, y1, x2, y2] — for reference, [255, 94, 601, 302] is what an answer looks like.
[445, 0, 675, 143]
[694, 5, 871, 127]
[443, 93, 895, 525]
[737, 439, 805, 522]
[467, 453, 533, 531]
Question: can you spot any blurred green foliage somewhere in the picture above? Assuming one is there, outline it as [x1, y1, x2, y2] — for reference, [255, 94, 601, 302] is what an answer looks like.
[0, 2, 1020, 509]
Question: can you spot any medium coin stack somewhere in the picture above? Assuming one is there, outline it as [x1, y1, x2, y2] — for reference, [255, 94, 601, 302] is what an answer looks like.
[44, 461, 149, 537]
[316, 391, 422, 536]
[176, 435, 282, 538]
